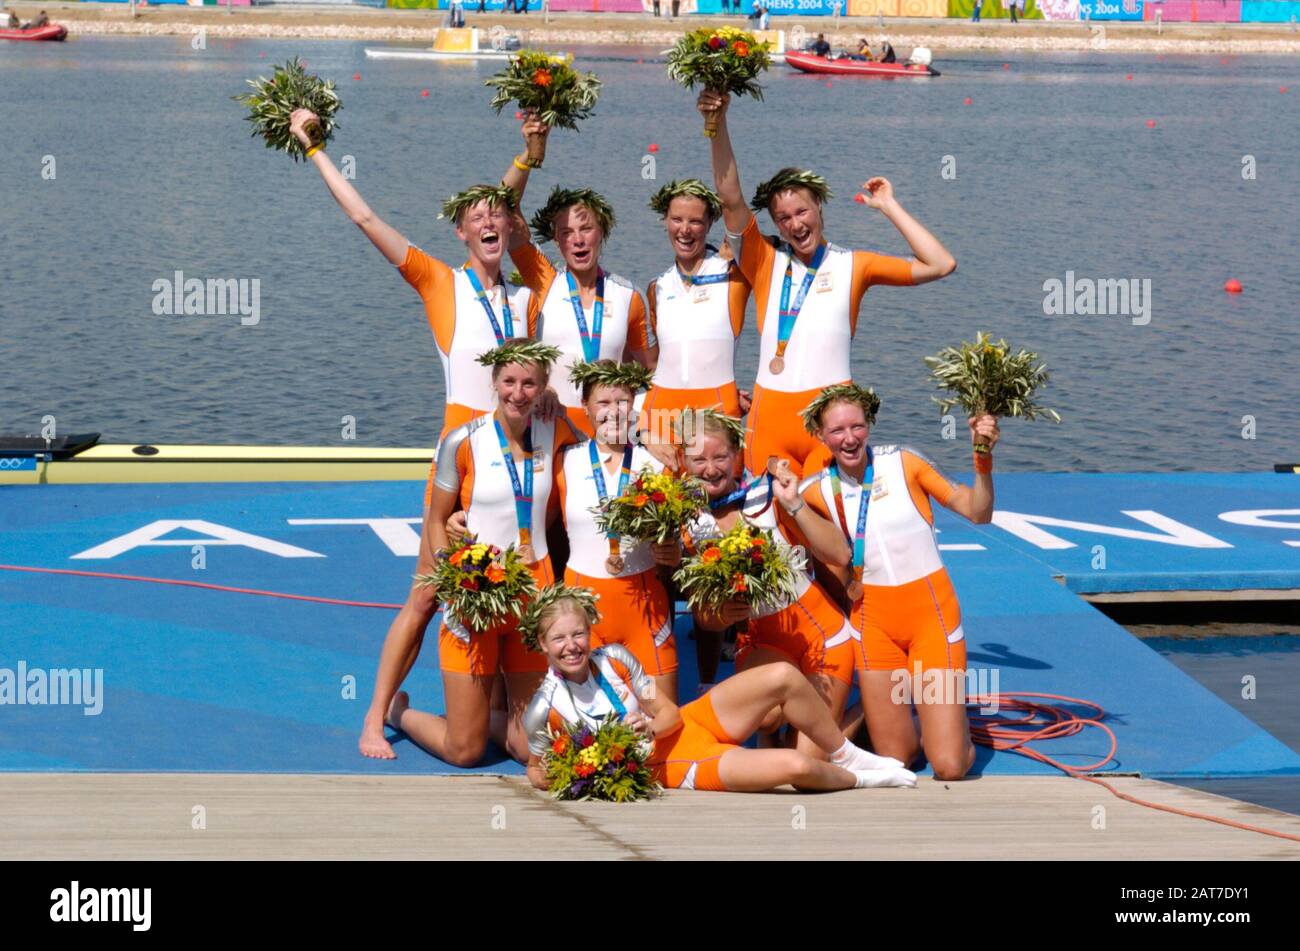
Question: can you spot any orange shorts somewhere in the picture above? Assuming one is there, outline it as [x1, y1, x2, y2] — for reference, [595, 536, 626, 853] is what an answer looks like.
[426, 403, 486, 508]
[640, 382, 742, 442]
[744, 383, 837, 478]
[736, 581, 856, 685]
[564, 567, 678, 677]
[850, 568, 966, 673]
[650, 693, 740, 791]
[438, 559, 555, 676]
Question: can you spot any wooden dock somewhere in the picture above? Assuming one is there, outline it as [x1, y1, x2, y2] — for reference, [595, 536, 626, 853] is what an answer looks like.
[3, 774, 1298, 860]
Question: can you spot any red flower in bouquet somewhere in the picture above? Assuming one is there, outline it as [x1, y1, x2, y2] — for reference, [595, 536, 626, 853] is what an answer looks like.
[702, 547, 722, 564]
[732, 574, 748, 594]
[533, 68, 553, 87]
[575, 763, 595, 778]
[632, 494, 650, 507]
[552, 735, 570, 755]
[733, 41, 750, 58]
[651, 491, 667, 504]
[460, 577, 479, 591]
[608, 745, 625, 763]
[708, 35, 723, 50]
[582, 733, 595, 748]
[485, 565, 506, 584]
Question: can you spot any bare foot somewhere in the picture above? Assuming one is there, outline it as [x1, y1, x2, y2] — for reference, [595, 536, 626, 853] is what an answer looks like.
[359, 707, 398, 760]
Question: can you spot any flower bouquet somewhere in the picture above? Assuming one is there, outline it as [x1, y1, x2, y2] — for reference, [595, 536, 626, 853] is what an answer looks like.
[673, 522, 805, 615]
[544, 715, 661, 803]
[924, 332, 1062, 453]
[235, 57, 341, 162]
[666, 26, 773, 137]
[417, 538, 538, 635]
[591, 466, 708, 546]
[484, 50, 602, 166]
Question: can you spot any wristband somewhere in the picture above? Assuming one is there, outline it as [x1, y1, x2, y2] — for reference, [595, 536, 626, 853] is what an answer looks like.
[305, 144, 323, 159]
[783, 499, 806, 517]
[973, 451, 993, 475]
[512, 155, 531, 172]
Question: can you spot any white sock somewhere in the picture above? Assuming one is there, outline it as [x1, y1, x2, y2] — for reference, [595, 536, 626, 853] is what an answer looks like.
[830, 738, 905, 772]
[853, 766, 918, 789]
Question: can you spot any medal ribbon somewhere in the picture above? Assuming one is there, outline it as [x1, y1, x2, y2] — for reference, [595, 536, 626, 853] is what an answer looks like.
[562, 662, 628, 724]
[677, 264, 730, 289]
[565, 270, 605, 362]
[828, 450, 874, 585]
[463, 266, 514, 345]
[774, 243, 827, 362]
[493, 418, 534, 549]
[590, 440, 634, 561]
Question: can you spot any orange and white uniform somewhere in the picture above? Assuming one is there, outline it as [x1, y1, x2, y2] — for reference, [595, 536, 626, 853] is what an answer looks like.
[641, 251, 750, 430]
[432, 413, 580, 675]
[731, 217, 914, 476]
[397, 245, 540, 502]
[685, 474, 855, 686]
[524, 644, 741, 791]
[800, 445, 965, 674]
[554, 441, 678, 677]
[510, 242, 654, 437]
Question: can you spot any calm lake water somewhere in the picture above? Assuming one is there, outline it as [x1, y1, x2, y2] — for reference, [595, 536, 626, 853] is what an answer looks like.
[2, 38, 1298, 470]
[1147, 634, 1300, 817]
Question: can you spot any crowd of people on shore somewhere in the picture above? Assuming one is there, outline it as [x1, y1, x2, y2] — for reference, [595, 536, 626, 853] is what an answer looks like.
[281, 74, 1000, 794]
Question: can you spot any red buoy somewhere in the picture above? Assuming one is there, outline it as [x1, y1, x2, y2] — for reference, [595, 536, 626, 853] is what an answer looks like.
[1282, 86, 1289, 94]
[1224, 279, 1243, 294]
[1146, 119, 1157, 128]
[1002, 63, 1010, 70]
[963, 97, 972, 105]
[648, 143, 659, 153]
[825, 81, 833, 88]
[353, 73, 361, 81]
[420, 89, 430, 98]
[1125, 73, 1133, 80]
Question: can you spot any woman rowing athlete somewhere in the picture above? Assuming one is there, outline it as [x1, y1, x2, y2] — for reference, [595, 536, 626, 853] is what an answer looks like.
[516, 588, 916, 792]
[794, 383, 997, 780]
[641, 179, 752, 433]
[288, 109, 553, 509]
[369, 340, 580, 766]
[660, 411, 856, 755]
[506, 155, 658, 437]
[697, 90, 957, 477]
[553, 360, 680, 703]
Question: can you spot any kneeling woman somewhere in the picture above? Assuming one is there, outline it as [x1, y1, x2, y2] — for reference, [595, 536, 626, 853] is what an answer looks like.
[795, 383, 998, 780]
[387, 340, 580, 767]
[671, 411, 858, 754]
[523, 588, 915, 792]
[555, 360, 680, 703]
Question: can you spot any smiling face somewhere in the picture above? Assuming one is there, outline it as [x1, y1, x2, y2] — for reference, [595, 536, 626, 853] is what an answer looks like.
[492, 361, 546, 426]
[817, 400, 871, 473]
[541, 606, 593, 681]
[768, 187, 824, 262]
[554, 204, 604, 276]
[664, 195, 712, 266]
[455, 199, 513, 272]
[683, 431, 740, 500]
[584, 383, 634, 445]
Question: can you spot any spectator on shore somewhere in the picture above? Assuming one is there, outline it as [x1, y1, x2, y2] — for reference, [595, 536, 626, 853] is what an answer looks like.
[653, 0, 661, 16]
[1008, 0, 1018, 22]
[972, 0, 982, 22]
[450, 0, 465, 28]
[759, 4, 769, 28]
[670, 0, 680, 19]
[810, 33, 832, 57]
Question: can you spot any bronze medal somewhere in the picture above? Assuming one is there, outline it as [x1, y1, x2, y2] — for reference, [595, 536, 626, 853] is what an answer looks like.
[769, 356, 785, 374]
[605, 554, 625, 575]
[517, 543, 536, 564]
[847, 579, 864, 603]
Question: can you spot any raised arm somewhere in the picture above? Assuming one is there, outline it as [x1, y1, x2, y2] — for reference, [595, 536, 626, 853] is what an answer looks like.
[290, 108, 409, 267]
[698, 91, 754, 239]
[939, 416, 998, 524]
[857, 177, 956, 285]
[502, 111, 550, 214]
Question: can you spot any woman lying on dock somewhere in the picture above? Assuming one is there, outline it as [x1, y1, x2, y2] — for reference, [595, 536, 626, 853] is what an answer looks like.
[516, 589, 917, 792]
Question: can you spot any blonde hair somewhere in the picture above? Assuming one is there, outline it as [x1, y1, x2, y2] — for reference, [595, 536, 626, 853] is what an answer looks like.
[538, 595, 595, 642]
